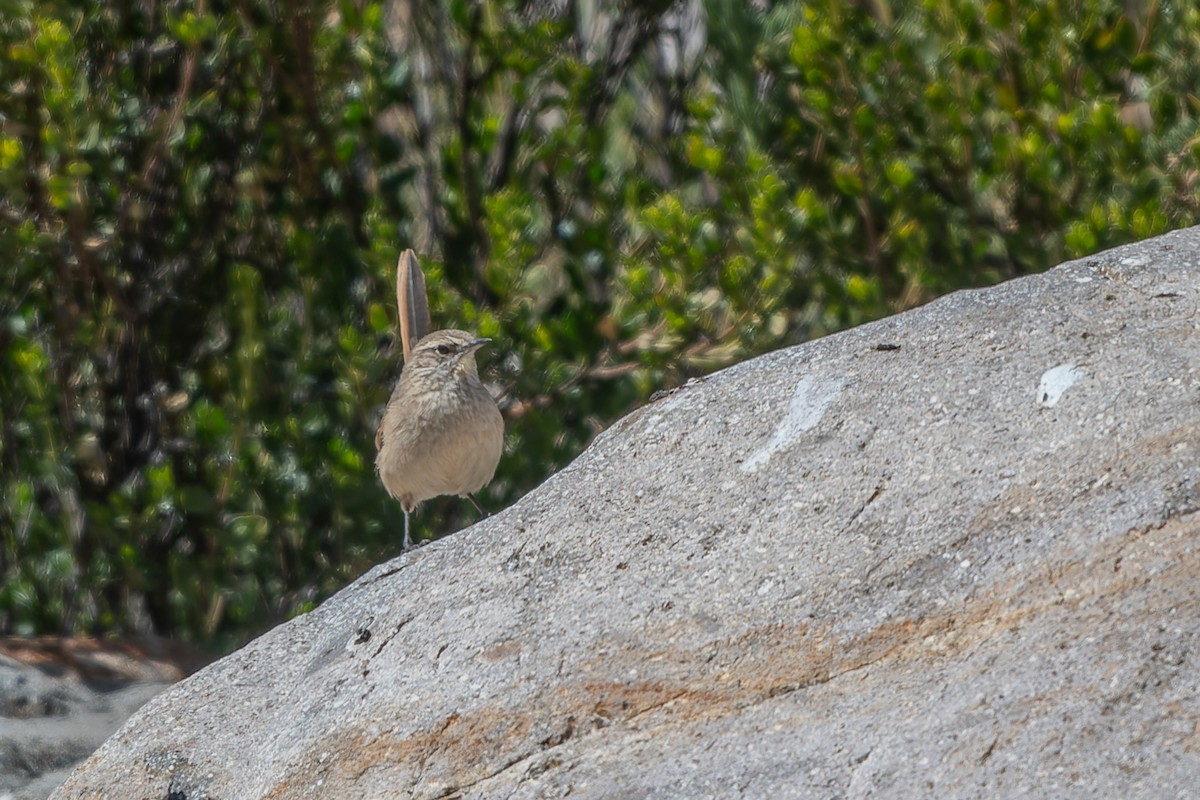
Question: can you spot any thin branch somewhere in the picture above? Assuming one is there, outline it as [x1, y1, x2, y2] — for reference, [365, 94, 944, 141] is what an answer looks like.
[455, 3, 491, 279]
[486, 96, 525, 193]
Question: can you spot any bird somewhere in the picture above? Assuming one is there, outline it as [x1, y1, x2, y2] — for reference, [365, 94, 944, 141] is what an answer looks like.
[375, 328, 504, 549]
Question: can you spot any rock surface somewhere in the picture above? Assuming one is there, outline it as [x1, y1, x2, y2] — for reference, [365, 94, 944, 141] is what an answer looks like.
[53, 229, 1200, 799]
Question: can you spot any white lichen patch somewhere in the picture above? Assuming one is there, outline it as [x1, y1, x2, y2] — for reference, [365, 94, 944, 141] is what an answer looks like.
[1037, 364, 1082, 408]
[740, 375, 844, 473]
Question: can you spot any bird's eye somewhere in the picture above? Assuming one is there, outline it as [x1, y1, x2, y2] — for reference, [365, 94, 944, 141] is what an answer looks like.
[435, 344, 453, 355]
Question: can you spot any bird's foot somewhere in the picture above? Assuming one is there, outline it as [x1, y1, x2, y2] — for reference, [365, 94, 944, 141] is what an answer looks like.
[466, 493, 490, 518]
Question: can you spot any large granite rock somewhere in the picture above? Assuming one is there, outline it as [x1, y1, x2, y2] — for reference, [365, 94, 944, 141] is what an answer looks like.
[53, 228, 1200, 799]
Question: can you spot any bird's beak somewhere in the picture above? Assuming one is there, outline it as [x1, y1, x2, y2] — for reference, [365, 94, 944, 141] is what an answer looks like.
[464, 337, 491, 353]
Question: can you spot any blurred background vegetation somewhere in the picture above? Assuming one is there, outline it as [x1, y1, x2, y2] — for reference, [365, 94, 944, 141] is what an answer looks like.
[2, 0, 1198, 651]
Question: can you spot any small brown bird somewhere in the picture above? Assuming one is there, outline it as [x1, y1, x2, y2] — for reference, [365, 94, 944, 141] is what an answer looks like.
[375, 329, 504, 549]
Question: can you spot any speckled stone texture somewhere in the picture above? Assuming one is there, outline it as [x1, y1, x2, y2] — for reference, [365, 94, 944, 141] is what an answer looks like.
[54, 227, 1200, 799]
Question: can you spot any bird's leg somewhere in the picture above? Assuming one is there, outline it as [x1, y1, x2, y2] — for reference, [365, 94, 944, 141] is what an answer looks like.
[402, 508, 413, 551]
[466, 493, 489, 518]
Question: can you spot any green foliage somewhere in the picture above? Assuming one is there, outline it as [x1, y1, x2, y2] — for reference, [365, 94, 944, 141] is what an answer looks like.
[2, 0, 1197, 650]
